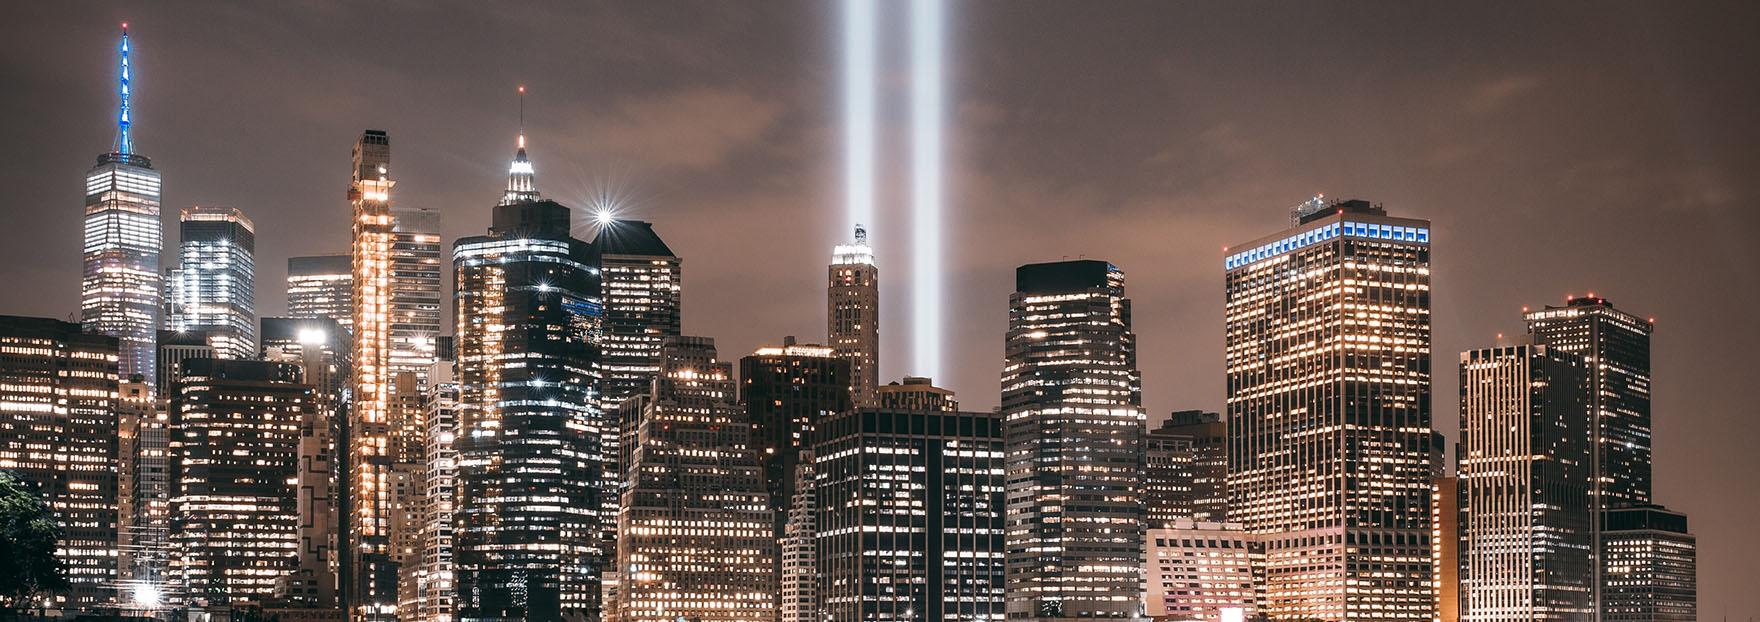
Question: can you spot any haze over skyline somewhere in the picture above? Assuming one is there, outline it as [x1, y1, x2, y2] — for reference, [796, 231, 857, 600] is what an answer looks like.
[3, 2, 1757, 616]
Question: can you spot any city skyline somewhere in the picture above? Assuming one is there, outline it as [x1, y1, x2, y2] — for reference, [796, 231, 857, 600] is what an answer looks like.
[1, 2, 1757, 617]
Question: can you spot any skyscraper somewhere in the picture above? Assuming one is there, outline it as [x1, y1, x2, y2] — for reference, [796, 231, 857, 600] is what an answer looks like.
[739, 338, 852, 529]
[1599, 506, 1696, 622]
[1523, 297, 1654, 508]
[116, 377, 170, 610]
[1148, 410, 1227, 523]
[82, 25, 162, 393]
[347, 128, 400, 620]
[417, 370, 459, 622]
[596, 218, 683, 413]
[1458, 342, 1593, 621]
[1143, 426, 1196, 527]
[389, 207, 443, 380]
[0, 316, 120, 611]
[828, 225, 878, 405]
[614, 337, 775, 622]
[165, 206, 257, 359]
[261, 317, 349, 610]
[288, 254, 355, 332]
[1223, 197, 1435, 620]
[167, 359, 312, 607]
[453, 128, 604, 622]
[1002, 259, 1144, 622]
[813, 380, 1006, 622]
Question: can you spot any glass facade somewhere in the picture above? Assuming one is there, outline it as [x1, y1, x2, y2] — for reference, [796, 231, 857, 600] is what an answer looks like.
[1599, 506, 1695, 622]
[165, 206, 257, 359]
[82, 152, 162, 393]
[1002, 260, 1144, 622]
[1224, 199, 1435, 620]
[288, 254, 355, 333]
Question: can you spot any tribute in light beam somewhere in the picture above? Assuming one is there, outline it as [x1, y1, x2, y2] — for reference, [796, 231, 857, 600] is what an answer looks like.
[911, 0, 944, 380]
[844, 0, 876, 236]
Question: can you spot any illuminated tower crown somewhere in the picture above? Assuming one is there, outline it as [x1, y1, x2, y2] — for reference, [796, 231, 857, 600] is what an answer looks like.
[501, 86, 540, 205]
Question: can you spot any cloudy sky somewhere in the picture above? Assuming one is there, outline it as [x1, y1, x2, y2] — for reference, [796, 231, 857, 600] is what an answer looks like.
[3, 1, 1757, 614]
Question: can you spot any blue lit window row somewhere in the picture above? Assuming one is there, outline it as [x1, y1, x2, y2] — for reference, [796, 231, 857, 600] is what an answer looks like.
[1225, 221, 1429, 270]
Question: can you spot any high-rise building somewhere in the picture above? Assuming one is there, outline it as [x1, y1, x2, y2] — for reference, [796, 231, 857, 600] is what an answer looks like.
[1524, 296, 1654, 509]
[453, 128, 605, 622]
[389, 207, 443, 380]
[165, 206, 257, 359]
[1433, 476, 1460, 622]
[1458, 343, 1593, 621]
[117, 377, 170, 610]
[82, 26, 162, 394]
[779, 454, 819, 622]
[1002, 260, 1144, 621]
[347, 128, 400, 620]
[739, 338, 852, 528]
[417, 370, 459, 622]
[167, 359, 312, 606]
[596, 218, 683, 413]
[288, 255, 355, 332]
[0, 316, 120, 611]
[1223, 197, 1436, 620]
[828, 225, 878, 406]
[261, 317, 349, 610]
[1148, 410, 1227, 524]
[813, 380, 1006, 622]
[156, 329, 213, 391]
[614, 337, 775, 622]
[1599, 506, 1695, 622]
[1143, 520, 1264, 622]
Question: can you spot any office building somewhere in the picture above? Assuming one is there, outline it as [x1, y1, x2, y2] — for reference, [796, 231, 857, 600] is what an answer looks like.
[614, 337, 775, 622]
[453, 128, 604, 621]
[1433, 476, 1460, 622]
[595, 218, 682, 412]
[1599, 506, 1695, 622]
[0, 316, 120, 610]
[1523, 296, 1654, 509]
[1223, 197, 1436, 620]
[262, 317, 349, 609]
[814, 380, 1005, 622]
[81, 26, 162, 393]
[165, 206, 257, 359]
[740, 338, 852, 528]
[828, 225, 878, 405]
[167, 359, 312, 605]
[1143, 520, 1264, 622]
[389, 207, 443, 380]
[779, 454, 818, 622]
[1149, 410, 1226, 524]
[347, 128, 400, 620]
[156, 329, 213, 391]
[117, 377, 170, 609]
[287, 255, 355, 332]
[1002, 259, 1145, 621]
[1458, 343, 1593, 621]
[417, 375, 459, 622]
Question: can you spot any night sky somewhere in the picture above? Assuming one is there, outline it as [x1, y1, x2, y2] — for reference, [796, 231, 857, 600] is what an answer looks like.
[3, 1, 1757, 614]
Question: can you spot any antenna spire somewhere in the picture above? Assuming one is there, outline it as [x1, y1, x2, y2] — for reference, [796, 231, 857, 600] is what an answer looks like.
[501, 85, 540, 205]
[117, 23, 133, 155]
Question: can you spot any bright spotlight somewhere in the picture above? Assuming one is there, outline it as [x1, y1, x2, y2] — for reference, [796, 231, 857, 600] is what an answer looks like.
[594, 208, 616, 226]
[910, 0, 944, 380]
[132, 583, 162, 608]
[297, 328, 327, 345]
[844, 0, 877, 235]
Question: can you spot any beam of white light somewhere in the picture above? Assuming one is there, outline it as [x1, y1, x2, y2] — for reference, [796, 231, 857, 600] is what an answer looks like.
[844, 0, 876, 236]
[911, 0, 943, 380]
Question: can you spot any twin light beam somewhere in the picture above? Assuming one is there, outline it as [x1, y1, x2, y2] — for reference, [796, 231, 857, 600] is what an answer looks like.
[846, 0, 944, 381]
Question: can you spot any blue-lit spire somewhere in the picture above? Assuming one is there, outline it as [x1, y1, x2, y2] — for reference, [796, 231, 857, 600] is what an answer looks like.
[501, 85, 540, 205]
[117, 23, 133, 155]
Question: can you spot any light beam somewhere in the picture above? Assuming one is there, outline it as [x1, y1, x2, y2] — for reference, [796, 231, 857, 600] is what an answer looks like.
[844, 0, 876, 236]
[910, 0, 943, 379]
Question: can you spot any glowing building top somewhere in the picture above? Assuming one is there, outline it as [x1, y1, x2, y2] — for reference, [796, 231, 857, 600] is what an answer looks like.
[501, 86, 540, 206]
[831, 224, 874, 265]
[118, 23, 133, 155]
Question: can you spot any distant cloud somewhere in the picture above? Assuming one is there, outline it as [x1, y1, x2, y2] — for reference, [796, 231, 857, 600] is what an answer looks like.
[1462, 74, 1541, 115]
[582, 87, 785, 170]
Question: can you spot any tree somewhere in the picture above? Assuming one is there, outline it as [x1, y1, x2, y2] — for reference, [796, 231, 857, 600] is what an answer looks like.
[0, 471, 68, 611]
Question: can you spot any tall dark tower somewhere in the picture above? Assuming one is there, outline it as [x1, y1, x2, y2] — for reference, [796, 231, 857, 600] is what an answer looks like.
[1523, 297, 1654, 508]
[828, 225, 878, 405]
[82, 24, 163, 394]
[1002, 260, 1144, 622]
[1224, 197, 1436, 620]
[453, 116, 605, 622]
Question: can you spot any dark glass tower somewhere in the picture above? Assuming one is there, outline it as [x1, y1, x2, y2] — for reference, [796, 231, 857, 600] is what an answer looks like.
[1457, 342, 1593, 620]
[813, 380, 1005, 622]
[1002, 259, 1144, 622]
[1144, 410, 1226, 525]
[453, 130, 604, 620]
[1224, 198, 1435, 620]
[1523, 297, 1654, 508]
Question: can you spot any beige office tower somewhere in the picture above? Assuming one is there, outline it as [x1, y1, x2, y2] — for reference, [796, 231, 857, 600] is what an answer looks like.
[613, 337, 776, 622]
[778, 457, 818, 622]
[1143, 520, 1265, 622]
[417, 373, 458, 622]
[348, 129, 400, 620]
[827, 225, 878, 405]
[1224, 197, 1436, 621]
